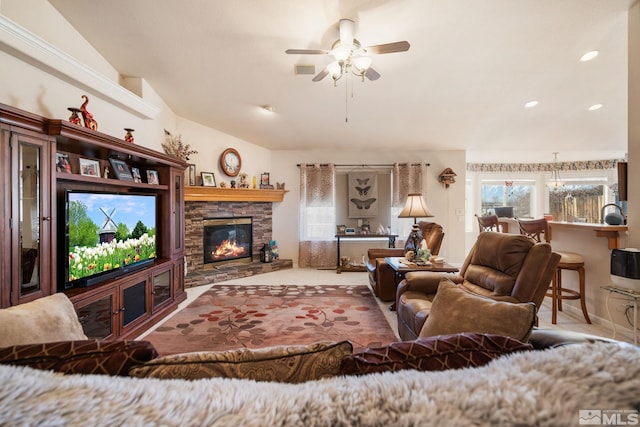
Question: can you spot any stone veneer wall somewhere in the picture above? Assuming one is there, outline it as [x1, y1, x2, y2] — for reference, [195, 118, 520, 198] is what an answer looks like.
[184, 201, 292, 288]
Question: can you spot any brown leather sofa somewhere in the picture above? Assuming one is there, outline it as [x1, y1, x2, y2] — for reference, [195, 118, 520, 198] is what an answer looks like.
[396, 232, 561, 340]
[366, 222, 444, 302]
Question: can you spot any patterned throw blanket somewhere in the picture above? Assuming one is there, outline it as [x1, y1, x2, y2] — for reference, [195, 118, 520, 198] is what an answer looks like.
[0, 342, 639, 426]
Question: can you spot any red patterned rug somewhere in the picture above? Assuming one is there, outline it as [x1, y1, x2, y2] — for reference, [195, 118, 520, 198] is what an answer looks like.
[145, 284, 398, 355]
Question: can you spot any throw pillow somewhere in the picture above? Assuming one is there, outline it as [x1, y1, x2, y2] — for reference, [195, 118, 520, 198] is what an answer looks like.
[419, 279, 536, 342]
[0, 340, 158, 376]
[0, 293, 88, 347]
[340, 332, 533, 375]
[129, 340, 353, 383]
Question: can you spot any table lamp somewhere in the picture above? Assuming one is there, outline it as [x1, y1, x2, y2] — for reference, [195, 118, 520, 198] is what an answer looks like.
[398, 193, 434, 260]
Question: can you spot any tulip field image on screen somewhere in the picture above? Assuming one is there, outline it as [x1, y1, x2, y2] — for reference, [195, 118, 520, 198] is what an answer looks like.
[66, 191, 157, 284]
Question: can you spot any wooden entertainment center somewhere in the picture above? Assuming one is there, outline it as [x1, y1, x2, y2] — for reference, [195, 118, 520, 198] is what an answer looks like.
[0, 104, 187, 340]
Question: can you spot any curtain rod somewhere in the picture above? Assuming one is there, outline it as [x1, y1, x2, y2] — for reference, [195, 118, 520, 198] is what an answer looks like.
[296, 163, 430, 167]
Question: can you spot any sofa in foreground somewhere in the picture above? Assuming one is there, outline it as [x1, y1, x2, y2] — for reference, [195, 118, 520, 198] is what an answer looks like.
[1, 293, 639, 426]
[1, 339, 639, 426]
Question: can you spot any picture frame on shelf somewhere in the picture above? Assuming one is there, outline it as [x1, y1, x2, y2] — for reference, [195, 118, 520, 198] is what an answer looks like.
[201, 172, 216, 187]
[79, 158, 100, 177]
[146, 170, 159, 185]
[108, 158, 134, 181]
[131, 167, 142, 183]
[259, 172, 274, 189]
[56, 153, 72, 173]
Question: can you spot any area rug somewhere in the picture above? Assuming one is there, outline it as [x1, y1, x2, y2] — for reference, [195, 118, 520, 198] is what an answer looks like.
[145, 284, 398, 355]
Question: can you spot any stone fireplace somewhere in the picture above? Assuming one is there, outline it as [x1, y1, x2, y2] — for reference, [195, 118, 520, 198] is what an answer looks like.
[203, 216, 253, 267]
[184, 200, 292, 288]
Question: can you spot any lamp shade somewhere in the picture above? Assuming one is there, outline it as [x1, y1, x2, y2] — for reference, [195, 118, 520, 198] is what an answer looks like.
[398, 193, 434, 219]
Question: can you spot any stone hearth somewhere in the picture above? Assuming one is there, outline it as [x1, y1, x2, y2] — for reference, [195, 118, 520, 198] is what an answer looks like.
[184, 200, 292, 288]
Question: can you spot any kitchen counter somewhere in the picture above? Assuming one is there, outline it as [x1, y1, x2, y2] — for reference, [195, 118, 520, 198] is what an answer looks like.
[548, 221, 628, 249]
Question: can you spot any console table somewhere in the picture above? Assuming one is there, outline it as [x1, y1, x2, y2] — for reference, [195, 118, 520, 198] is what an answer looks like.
[335, 234, 398, 273]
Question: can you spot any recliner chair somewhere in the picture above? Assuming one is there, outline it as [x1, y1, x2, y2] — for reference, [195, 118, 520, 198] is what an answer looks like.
[395, 231, 561, 340]
[366, 222, 444, 302]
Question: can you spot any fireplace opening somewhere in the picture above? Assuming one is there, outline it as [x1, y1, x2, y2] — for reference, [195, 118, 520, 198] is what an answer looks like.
[203, 217, 252, 267]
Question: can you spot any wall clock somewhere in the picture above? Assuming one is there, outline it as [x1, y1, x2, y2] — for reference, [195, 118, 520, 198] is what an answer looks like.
[220, 148, 241, 177]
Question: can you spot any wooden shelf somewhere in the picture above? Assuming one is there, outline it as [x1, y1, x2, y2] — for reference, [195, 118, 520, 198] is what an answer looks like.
[185, 186, 287, 202]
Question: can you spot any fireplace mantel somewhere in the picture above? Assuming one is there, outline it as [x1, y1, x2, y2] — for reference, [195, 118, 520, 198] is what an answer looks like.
[185, 186, 288, 202]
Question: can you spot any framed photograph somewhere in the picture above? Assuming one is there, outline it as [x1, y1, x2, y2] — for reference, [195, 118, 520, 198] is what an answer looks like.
[201, 172, 216, 187]
[259, 172, 273, 189]
[146, 170, 159, 185]
[56, 153, 72, 173]
[109, 158, 134, 181]
[131, 167, 142, 183]
[79, 158, 100, 177]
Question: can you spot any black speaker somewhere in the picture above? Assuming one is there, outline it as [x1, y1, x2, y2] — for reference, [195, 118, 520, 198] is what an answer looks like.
[611, 248, 640, 280]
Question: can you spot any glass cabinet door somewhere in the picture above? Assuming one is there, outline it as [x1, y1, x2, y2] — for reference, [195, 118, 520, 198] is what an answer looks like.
[153, 269, 172, 309]
[75, 291, 116, 340]
[11, 132, 52, 304]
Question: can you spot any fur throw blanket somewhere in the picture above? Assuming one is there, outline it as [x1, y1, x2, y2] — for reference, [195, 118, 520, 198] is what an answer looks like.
[1, 342, 639, 426]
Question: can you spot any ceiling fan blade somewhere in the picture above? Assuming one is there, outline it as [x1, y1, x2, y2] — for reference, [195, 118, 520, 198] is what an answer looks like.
[285, 48, 330, 55]
[365, 41, 410, 54]
[339, 19, 355, 46]
[312, 67, 330, 82]
[365, 67, 380, 81]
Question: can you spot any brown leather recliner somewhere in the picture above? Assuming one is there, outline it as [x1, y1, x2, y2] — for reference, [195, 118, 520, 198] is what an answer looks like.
[366, 222, 444, 302]
[396, 232, 561, 340]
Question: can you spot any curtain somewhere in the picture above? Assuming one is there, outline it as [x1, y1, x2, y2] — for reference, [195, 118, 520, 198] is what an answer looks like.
[391, 163, 427, 240]
[392, 163, 426, 207]
[298, 164, 336, 268]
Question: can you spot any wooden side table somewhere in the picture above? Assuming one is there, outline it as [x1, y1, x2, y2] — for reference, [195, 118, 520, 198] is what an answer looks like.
[384, 257, 459, 310]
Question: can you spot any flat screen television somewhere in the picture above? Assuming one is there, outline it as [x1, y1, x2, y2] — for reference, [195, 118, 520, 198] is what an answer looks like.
[59, 190, 157, 289]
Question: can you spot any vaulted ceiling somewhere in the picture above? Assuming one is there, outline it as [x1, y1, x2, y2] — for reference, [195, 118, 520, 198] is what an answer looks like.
[49, 0, 632, 157]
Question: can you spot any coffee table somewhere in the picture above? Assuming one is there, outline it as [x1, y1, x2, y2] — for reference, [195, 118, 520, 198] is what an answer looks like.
[384, 257, 459, 310]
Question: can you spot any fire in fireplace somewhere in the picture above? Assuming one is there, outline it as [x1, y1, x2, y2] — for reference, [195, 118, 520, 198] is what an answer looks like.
[203, 217, 252, 266]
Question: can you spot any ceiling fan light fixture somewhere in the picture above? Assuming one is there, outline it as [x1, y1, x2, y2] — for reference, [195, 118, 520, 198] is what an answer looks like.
[332, 44, 352, 61]
[352, 55, 372, 72]
[327, 61, 342, 77]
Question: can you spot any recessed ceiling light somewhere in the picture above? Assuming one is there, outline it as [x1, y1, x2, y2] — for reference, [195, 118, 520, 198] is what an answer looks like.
[588, 103, 603, 111]
[524, 100, 539, 108]
[580, 50, 599, 62]
[261, 105, 274, 113]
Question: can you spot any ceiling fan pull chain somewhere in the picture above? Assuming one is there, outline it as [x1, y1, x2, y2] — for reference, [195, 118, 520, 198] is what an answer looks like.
[345, 75, 349, 123]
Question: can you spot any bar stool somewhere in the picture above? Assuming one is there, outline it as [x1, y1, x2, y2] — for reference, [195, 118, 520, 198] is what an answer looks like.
[517, 218, 591, 324]
[475, 214, 502, 232]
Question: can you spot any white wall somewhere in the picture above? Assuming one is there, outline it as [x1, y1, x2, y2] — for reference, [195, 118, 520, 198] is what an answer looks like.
[272, 150, 467, 266]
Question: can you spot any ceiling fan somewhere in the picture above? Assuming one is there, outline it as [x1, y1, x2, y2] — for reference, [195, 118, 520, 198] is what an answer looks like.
[286, 18, 410, 84]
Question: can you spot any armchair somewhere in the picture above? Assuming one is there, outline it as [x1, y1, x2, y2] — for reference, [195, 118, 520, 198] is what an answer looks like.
[396, 232, 561, 340]
[367, 222, 444, 301]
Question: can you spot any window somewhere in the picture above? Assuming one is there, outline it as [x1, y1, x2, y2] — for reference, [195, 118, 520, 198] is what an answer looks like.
[300, 206, 336, 240]
[548, 181, 606, 223]
[480, 180, 534, 218]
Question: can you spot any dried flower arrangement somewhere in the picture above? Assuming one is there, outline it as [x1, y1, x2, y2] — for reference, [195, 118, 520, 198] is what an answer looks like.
[162, 130, 198, 161]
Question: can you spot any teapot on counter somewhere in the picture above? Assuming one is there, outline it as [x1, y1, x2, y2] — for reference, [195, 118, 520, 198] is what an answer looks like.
[601, 203, 627, 225]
